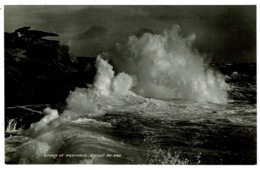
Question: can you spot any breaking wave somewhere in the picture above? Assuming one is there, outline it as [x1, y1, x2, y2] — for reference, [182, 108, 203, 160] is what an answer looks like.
[5, 25, 234, 164]
[65, 25, 229, 119]
[24, 25, 230, 131]
[97, 25, 228, 103]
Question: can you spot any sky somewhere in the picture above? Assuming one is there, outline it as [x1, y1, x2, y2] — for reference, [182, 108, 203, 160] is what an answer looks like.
[4, 5, 256, 63]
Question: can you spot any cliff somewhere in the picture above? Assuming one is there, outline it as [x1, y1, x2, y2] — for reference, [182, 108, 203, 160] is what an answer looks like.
[5, 27, 96, 106]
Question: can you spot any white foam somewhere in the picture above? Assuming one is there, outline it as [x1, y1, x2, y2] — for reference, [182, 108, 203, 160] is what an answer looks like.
[6, 119, 18, 133]
[103, 25, 229, 103]
[30, 107, 59, 131]
[112, 72, 133, 95]
[93, 56, 115, 96]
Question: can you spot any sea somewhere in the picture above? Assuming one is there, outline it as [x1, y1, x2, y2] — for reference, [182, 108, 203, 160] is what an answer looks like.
[5, 26, 256, 164]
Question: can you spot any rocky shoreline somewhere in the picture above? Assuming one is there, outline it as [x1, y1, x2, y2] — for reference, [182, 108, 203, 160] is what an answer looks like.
[5, 27, 97, 131]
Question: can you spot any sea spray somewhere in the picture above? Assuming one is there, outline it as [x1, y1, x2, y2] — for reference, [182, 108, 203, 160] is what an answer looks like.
[102, 25, 229, 103]
[30, 107, 59, 132]
[6, 119, 18, 133]
[112, 72, 133, 95]
[5, 25, 256, 165]
[65, 25, 228, 120]
[13, 26, 230, 161]
[93, 56, 115, 96]
[65, 56, 133, 117]
[93, 56, 133, 96]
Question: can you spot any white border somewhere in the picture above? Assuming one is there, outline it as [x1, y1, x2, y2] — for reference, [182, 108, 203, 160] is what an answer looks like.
[0, 1, 258, 170]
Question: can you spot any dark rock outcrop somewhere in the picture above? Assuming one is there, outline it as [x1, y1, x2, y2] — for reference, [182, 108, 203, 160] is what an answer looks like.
[5, 27, 96, 106]
[14, 26, 31, 34]
[15, 26, 59, 39]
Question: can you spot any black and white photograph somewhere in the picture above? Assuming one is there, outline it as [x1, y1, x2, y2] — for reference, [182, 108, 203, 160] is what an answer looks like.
[3, 3, 257, 165]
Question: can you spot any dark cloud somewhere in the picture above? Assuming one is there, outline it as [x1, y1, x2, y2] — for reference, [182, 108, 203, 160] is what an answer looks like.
[157, 15, 175, 21]
[77, 26, 108, 40]
[211, 6, 256, 62]
[5, 5, 256, 63]
[67, 26, 111, 56]
[147, 6, 256, 63]
[134, 28, 155, 38]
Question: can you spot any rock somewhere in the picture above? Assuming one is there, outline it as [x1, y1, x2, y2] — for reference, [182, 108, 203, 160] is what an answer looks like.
[24, 30, 59, 39]
[15, 26, 59, 39]
[5, 27, 96, 106]
[5, 32, 19, 47]
[15, 26, 31, 34]
[76, 56, 96, 72]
